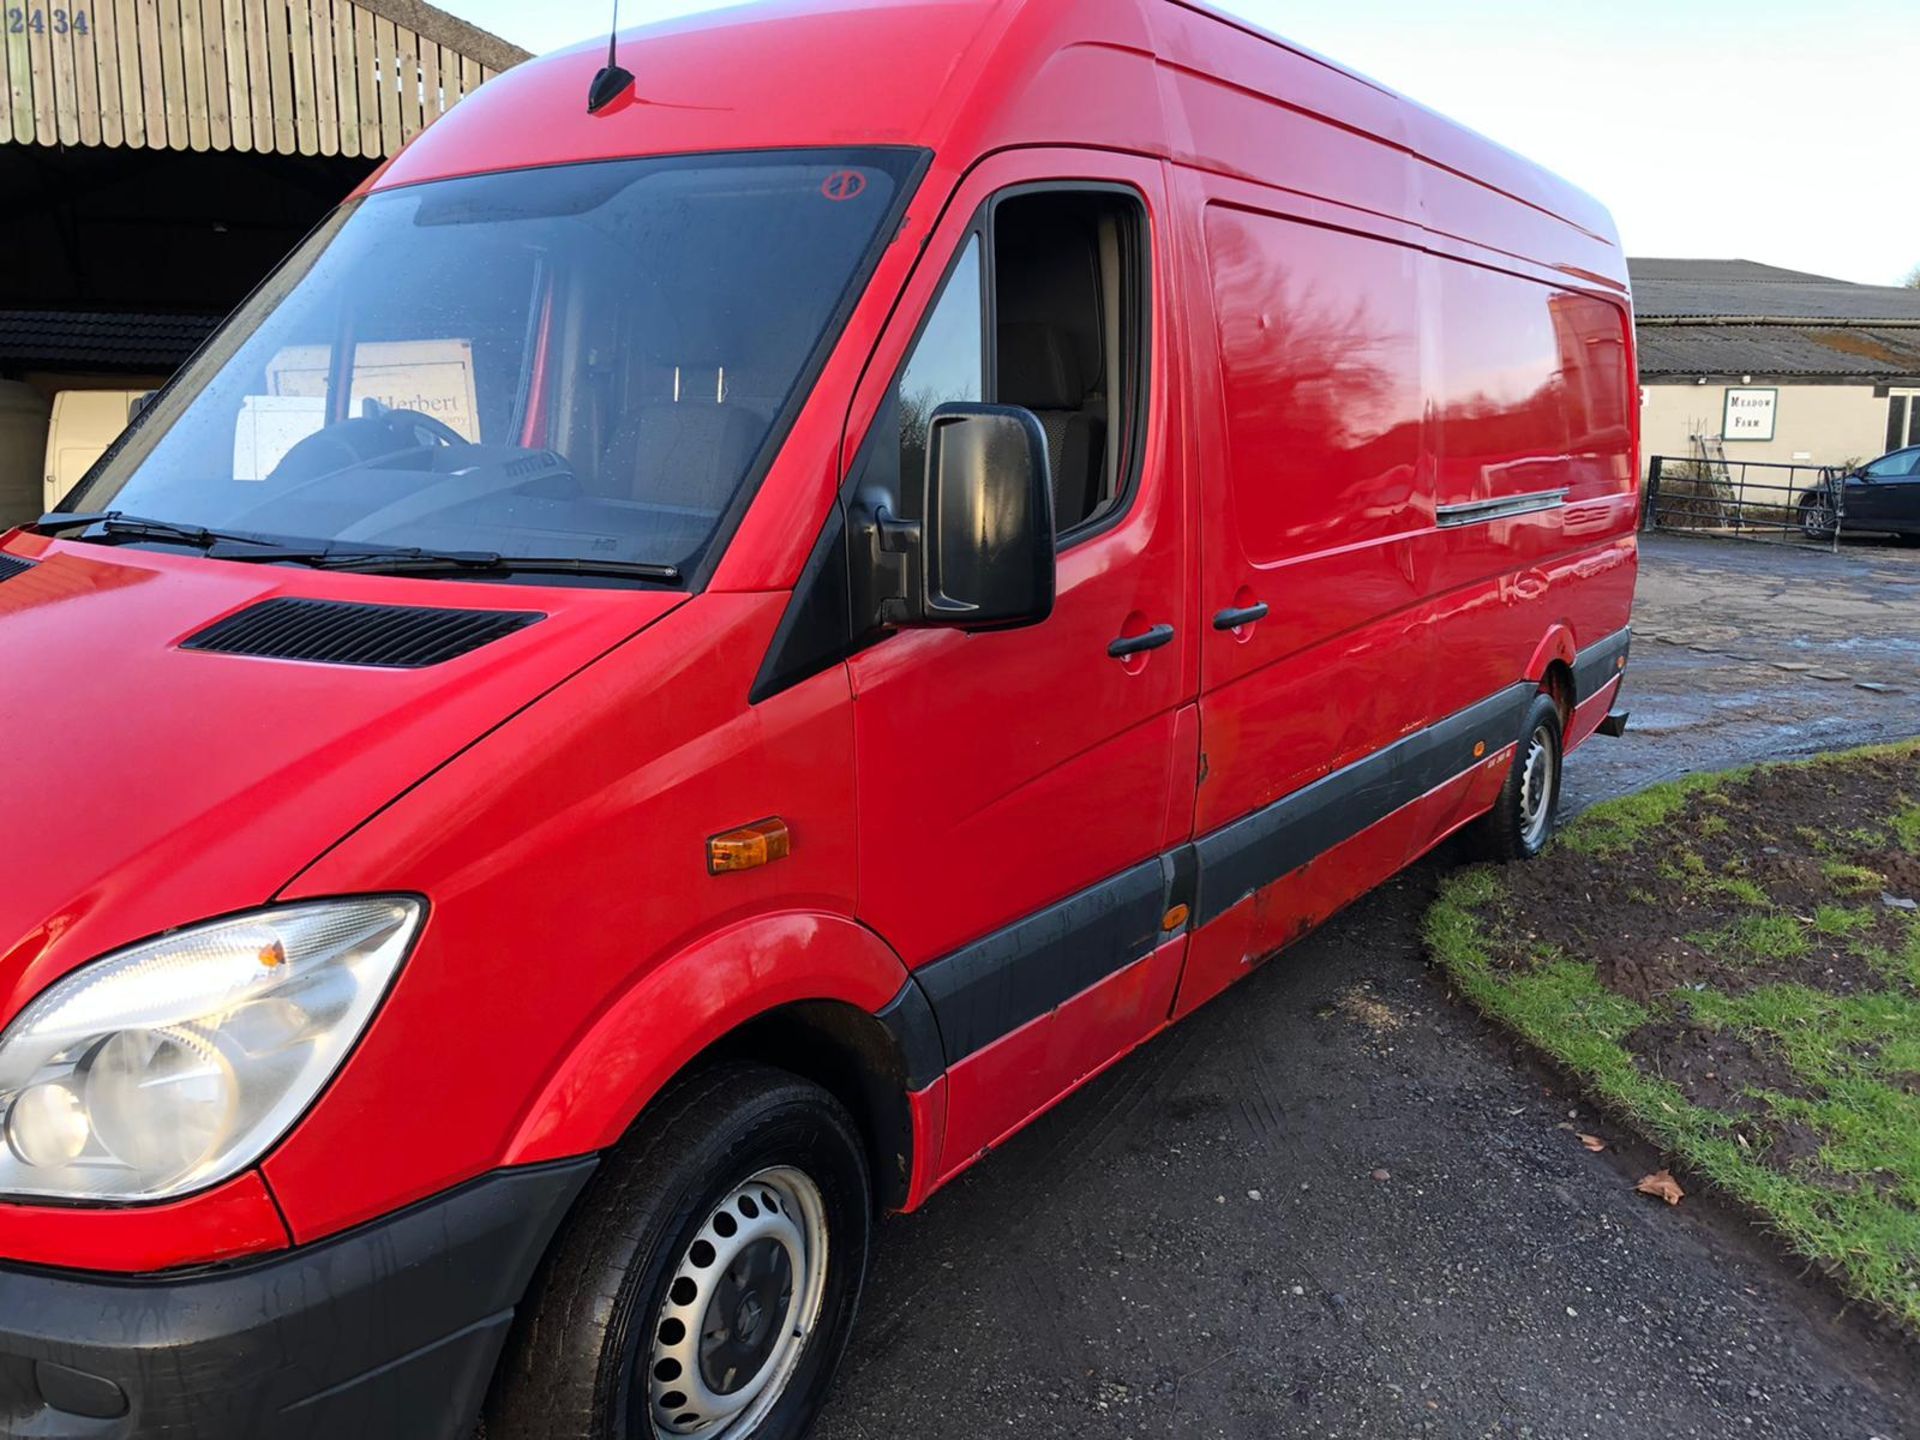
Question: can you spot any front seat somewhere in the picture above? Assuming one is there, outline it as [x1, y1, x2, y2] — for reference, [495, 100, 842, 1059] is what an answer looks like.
[597, 397, 765, 517]
[997, 321, 1104, 529]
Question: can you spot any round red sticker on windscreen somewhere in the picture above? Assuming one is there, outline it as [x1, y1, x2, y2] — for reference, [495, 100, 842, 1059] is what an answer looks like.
[821, 171, 868, 202]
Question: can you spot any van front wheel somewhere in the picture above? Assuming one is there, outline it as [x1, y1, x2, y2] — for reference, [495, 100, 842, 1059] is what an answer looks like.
[486, 1064, 872, 1440]
[1477, 691, 1564, 862]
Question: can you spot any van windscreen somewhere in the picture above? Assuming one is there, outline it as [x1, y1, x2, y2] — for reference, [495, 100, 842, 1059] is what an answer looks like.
[69, 149, 918, 583]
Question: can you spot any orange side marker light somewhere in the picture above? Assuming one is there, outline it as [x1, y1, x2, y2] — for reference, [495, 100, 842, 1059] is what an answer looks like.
[708, 818, 793, 874]
[1473, 741, 1487, 759]
[1162, 904, 1191, 932]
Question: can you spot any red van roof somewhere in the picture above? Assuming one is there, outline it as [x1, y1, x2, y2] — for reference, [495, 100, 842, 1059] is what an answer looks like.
[368, 0, 1017, 190]
[368, 0, 1621, 289]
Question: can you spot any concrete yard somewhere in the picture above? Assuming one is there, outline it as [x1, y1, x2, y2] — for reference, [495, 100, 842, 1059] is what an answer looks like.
[813, 531, 1920, 1440]
[1567, 532, 1920, 813]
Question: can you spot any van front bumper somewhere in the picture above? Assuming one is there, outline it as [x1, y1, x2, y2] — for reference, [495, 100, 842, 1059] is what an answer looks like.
[0, 1159, 594, 1440]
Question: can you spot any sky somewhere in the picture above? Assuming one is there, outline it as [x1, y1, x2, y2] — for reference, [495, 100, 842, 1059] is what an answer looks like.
[439, 0, 1920, 287]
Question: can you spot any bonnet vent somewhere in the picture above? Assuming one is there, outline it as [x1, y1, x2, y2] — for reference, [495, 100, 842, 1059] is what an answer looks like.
[0, 555, 36, 584]
[182, 597, 543, 668]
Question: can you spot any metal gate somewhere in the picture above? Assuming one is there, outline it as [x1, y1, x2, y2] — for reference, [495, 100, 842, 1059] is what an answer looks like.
[1642, 454, 1846, 548]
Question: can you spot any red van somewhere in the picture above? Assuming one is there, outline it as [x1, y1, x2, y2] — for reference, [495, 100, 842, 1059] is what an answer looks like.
[0, 1, 1636, 1436]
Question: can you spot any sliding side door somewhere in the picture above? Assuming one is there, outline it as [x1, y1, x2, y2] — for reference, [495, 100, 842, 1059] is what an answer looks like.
[1173, 171, 1441, 1017]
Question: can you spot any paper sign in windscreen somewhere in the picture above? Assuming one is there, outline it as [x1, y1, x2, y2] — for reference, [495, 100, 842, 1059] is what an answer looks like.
[266, 340, 483, 442]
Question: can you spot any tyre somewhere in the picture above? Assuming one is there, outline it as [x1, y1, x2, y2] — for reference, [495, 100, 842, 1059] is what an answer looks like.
[486, 1064, 872, 1440]
[1799, 488, 1837, 540]
[1476, 690, 1563, 862]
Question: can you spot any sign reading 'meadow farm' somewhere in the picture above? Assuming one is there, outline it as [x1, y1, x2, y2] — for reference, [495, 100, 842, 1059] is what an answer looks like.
[1723, 387, 1779, 442]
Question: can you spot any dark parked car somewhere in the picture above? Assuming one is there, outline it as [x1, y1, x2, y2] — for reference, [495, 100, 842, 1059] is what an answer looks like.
[1801, 445, 1920, 540]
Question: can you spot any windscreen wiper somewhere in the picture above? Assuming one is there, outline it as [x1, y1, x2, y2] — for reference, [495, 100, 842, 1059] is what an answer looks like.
[201, 539, 504, 567]
[34, 512, 681, 584]
[32, 511, 296, 551]
[309, 551, 684, 584]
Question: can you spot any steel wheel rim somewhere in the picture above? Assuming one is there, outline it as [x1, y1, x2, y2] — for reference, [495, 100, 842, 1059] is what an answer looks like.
[1519, 723, 1556, 849]
[645, 1167, 829, 1438]
[1804, 495, 1835, 536]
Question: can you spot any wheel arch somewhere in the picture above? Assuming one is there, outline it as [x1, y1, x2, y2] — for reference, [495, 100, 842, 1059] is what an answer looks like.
[699, 998, 928, 1211]
[1524, 625, 1578, 725]
[1539, 658, 1575, 730]
[501, 912, 942, 1211]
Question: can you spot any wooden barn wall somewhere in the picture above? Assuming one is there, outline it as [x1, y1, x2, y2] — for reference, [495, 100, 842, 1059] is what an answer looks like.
[1, 0, 505, 156]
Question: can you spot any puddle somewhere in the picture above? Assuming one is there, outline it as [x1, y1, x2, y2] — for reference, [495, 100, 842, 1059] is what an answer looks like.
[1624, 705, 1707, 735]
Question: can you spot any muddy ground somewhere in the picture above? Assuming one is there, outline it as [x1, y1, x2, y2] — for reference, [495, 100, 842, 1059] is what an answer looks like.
[1487, 741, 1920, 1189]
[812, 534, 1920, 1440]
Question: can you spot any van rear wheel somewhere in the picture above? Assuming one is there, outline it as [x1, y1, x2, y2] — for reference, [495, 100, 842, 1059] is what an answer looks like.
[485, 1064, 871, 1440]
[1477, 691, 1563, 862]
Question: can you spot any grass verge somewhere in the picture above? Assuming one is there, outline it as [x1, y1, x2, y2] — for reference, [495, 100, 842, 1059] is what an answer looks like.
[1426, 739, 1920, 1330]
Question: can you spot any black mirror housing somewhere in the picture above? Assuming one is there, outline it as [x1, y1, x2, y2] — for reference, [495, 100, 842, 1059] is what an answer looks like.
[914, 403, 1055, 630]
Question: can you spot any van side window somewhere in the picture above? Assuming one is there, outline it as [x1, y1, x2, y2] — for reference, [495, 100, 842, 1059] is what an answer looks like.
[898, 235, 984, 492]
[994, 190, 1147, 535]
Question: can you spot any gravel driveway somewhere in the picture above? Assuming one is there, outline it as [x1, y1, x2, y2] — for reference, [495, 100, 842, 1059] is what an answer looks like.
[812, 532, 1920, 1440]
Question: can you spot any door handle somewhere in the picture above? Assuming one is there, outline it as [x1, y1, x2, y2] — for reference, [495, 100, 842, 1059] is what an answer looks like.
[1108, 623, 1176, 659]
[1212, 602, 1270, 631]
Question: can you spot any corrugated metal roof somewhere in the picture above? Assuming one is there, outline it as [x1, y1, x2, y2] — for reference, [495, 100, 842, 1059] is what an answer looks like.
[1629, 258, 1846, 285]
[0, 310, 218, 369]
[1637, 323, 1920, 379]
[1628, 257, 1920, 322]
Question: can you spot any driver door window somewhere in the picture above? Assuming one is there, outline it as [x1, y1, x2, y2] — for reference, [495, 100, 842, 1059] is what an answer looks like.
[897, 236, 984, 488]
[861, 190, 1147, 558]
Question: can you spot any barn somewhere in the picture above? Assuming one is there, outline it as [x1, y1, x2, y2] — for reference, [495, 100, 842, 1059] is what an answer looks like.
[0, 0, 525, 521]
[1633, 258, 1920, 476]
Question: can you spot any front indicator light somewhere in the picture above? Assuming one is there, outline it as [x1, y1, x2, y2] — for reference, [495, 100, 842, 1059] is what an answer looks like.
[0, 898, 422, 1204]
[708, 818, 792, 874]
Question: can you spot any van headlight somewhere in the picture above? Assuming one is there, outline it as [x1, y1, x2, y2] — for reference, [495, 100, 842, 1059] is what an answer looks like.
[0, 898, 422, 1203]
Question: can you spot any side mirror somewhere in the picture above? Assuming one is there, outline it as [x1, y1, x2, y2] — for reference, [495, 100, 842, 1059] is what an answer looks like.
[884, 403, 1055, 631]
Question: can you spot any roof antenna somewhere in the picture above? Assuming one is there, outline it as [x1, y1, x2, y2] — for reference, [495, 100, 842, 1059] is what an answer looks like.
[587, 0, 634, 113]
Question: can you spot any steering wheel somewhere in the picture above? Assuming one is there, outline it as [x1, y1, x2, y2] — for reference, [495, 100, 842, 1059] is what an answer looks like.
[262, 403, 472, 487]
[379, 405, 472, 449]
